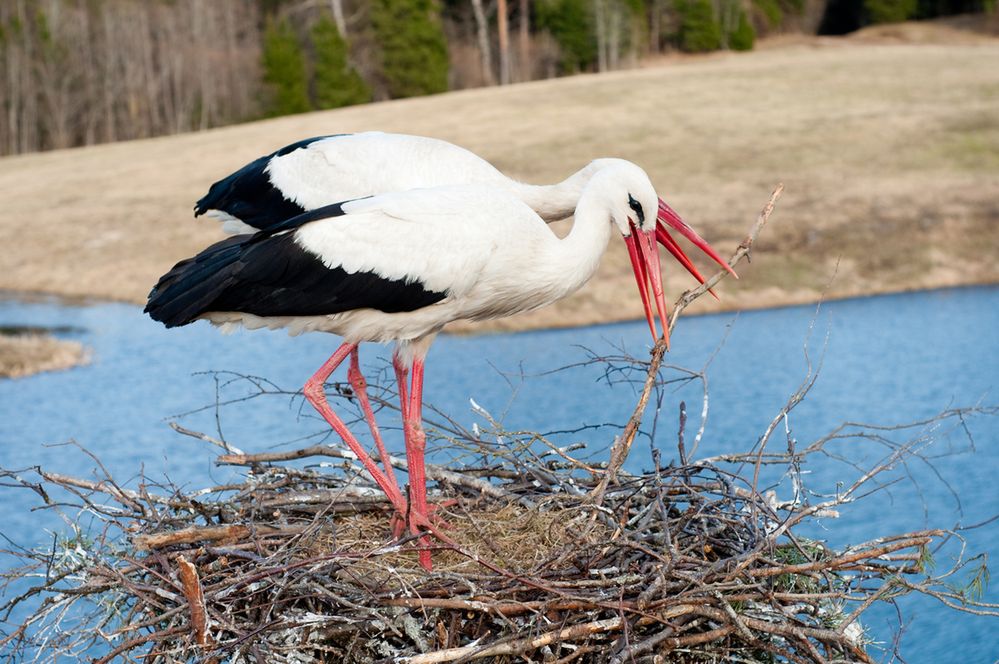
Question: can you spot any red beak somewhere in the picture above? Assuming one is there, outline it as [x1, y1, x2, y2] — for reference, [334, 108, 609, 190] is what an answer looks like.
[657, 198, 738, 285]
[624, 222, 670, 348]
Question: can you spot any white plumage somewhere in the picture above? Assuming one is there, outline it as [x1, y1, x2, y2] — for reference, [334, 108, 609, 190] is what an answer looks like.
[205, 170, 639, 346]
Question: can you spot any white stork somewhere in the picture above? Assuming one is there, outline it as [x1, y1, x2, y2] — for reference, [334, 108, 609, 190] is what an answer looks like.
[147, 160, 676, 570]
[195, 131, 736, 314]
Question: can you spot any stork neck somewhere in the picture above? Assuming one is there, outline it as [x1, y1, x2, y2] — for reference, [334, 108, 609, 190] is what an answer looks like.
[540, 179, 616, 298]
[509, 161, 605, 221]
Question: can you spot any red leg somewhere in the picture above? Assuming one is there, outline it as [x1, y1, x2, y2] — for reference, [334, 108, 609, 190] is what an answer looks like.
[347, 348, 402, 497]
[303, 343, 407, 517]
[393, 352, 410, 422]
[387, 352, 412, 540]
[404, 356, 433, 570]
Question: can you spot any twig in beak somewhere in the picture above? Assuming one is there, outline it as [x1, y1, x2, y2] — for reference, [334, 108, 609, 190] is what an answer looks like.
[655, 226, 719, 301]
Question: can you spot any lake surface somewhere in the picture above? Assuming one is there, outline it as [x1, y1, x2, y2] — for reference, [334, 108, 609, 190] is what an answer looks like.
[1, 286, 996, 662]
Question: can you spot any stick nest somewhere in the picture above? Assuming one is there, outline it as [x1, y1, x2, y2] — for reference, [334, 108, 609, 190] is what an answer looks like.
[1, 433, 969, 664]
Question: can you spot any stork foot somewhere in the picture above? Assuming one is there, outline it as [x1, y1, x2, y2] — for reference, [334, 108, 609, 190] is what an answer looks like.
[390, 497, 456, 539]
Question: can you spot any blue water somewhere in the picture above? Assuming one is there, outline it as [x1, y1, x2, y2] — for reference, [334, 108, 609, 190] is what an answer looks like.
[1, 286, 996, 662]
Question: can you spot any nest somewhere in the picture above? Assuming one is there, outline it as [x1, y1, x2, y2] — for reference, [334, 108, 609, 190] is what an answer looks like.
[5, 400, 991, 664]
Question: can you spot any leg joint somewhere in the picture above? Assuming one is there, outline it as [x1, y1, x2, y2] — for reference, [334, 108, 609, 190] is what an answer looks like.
[303, 379, 326, 403]
[347, 365, 367, 390]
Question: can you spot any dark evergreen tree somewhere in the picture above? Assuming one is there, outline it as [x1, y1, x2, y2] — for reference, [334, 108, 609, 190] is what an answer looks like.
[864, 0, 917, 22]
[370, 0, 449, 98]
[535, 0, 597, 73]
[728, 10, 755, 50]
[261, 19, 310, 116]
[676, 0, 722, 52]
[752, 0, 786, 27]
[311, 16, 371, 109]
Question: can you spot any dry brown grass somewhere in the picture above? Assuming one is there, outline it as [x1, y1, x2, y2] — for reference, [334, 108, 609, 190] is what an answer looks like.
[318, 498, 611, 586]
[1, 25, 997, 331]
[0, 333, 87, 378]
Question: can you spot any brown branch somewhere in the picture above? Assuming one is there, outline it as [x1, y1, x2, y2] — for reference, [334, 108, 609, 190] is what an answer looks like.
[381, 597, 614, 617]
[176, 556, 211, 649]
[169, 421, 245, 455]
[39, 471, 164, 506]
[216, 446, 516, 501]
[398, 616, 625, 663]
[91, 626, 188, 664]
[588, 340, 669, 504]
[590, 184, 784, 505]
[669, 182, 784, 330]
[660, 625, 738, 652]
[748, 535, 938, 578]
[131, 525, 308, 551]
[688, 605, 875, 663]
[37, 470, 234, 510]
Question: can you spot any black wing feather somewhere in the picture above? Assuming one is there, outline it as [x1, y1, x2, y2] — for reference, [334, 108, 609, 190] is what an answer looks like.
[146, 223, 446, 329]
[194, 135, 348, 232]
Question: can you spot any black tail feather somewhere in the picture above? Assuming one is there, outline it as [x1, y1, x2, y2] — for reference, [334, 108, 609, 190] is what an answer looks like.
[145, 235, 250, 328]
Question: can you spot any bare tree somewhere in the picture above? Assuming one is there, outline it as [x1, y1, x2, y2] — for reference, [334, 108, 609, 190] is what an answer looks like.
[330, 0, 347, 36]
[518, 0, 530, 81]
[593, 0, 608, 72]
[470, 0, 496, 85]
[608, 0, 621, 69]
[497, 0, 511, 84]
[0, 0, 262, 156]
[649, 0, 662, 53]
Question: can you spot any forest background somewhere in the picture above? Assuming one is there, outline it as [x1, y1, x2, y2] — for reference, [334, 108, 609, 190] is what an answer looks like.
[1, 0, 993, 156]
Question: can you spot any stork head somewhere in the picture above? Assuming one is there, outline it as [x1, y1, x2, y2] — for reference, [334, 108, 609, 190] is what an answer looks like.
[590, 160, 671, 346]
[586, 160, 737, 347]
[595, 160, 659, 237]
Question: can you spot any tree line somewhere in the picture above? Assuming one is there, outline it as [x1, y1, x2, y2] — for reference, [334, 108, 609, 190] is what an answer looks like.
[0, 0, 990, 156]
[1, 0, 261, 155]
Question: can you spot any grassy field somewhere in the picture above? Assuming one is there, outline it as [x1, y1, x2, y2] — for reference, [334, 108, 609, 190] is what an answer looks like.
[1, 24, 997, 333]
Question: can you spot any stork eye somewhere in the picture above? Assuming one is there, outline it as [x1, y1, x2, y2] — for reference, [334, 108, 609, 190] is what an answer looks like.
[627, 194, 645, 223]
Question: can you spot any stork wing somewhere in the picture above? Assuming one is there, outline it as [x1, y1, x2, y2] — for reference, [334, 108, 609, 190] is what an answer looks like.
[151, 185, 528, 328]
[194, 132, 509, 235]
[194, 135, 341, 233]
